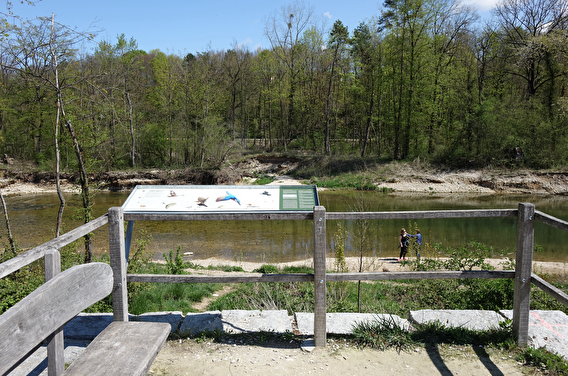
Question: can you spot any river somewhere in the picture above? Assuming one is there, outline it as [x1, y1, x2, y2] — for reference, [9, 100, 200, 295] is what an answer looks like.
[3, 190, 568, 263]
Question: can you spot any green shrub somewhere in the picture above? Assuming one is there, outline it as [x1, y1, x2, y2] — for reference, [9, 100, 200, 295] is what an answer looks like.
[164, 246, 185, 275]
[253, 175, 275, 185]
[253, 265, 279, 274]
[0, 267, 44, 314]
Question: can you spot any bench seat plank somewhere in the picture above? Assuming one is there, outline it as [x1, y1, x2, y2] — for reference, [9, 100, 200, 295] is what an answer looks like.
[0, 263, 113, 376]
[63, 321, 171, 376]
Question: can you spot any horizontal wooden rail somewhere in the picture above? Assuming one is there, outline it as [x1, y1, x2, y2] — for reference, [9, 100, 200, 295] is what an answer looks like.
[326, 209, 517, 220]
[127, 270, 515, 284]
[326, 270, 515, 281]
[531, 273, 568, 308]
[534, 211, 568, 232]
[128, 273, 314, 283]
[0, 214, 109, 279]
[123, 209, 518, 222]
[124, 212, 313, 221]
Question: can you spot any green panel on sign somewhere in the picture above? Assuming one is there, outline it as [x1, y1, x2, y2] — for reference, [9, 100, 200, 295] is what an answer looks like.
[279, 186, 317, 211]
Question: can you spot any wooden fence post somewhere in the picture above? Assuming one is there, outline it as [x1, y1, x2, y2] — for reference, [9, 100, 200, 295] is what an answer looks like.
[313, 206, 327, 347]
[109, 207, 128, 322]
[513, 202, 534, 346]
[45, 249, 64, 376]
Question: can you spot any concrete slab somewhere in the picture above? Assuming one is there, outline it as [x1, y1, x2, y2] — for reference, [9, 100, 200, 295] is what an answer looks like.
[179, 310, 292, 336]
[501, 310, 568, 360]
[295, 312, 409, 335]
[132, 311, 184, 333]
[179, 311, 223, 337]
[410, 309, 505, 331]
[221, 310, 292, 334]
[63, 313, 114, 340]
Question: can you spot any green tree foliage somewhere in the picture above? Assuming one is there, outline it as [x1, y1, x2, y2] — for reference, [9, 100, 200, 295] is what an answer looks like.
[0, 0, 567, 170]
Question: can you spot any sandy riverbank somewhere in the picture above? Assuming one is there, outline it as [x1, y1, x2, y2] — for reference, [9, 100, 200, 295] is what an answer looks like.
[2, 158, 568, 195]
[184, 256, 568, 278]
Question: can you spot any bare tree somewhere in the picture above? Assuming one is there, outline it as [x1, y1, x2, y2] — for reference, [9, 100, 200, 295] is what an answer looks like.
[493, 0, 568, 97]
[0, 14, 98, 260]
[0, 188, 16, 256]
[264, 1, 317, 148]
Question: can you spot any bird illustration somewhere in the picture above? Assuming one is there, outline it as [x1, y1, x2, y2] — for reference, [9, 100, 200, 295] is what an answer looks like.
[216, 191, 241, 205]
[262, 191, 271, 196]
[196, 197, 208, 207]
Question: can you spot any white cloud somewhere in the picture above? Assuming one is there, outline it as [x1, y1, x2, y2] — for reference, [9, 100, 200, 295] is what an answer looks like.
[463, 0, 499, 12]
[238, 38, 253, 49]
[323, 11, 332, 19]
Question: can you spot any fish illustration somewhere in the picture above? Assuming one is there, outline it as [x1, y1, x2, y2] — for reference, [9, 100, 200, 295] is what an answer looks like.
[196, 197, 209, 207]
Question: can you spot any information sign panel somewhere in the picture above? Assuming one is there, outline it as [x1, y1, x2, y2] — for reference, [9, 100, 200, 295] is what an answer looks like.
[122, 185, 319, 213]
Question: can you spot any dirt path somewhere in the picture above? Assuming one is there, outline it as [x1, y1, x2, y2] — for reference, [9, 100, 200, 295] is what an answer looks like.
[150, 337, 528, 376]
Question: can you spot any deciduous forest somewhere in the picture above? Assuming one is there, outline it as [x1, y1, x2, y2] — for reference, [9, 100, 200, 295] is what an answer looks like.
[1, 0, 567, 173]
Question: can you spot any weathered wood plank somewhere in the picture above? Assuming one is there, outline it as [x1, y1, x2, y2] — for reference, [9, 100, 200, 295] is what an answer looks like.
[63, 322, 170, 376]
[326, 270, 515, 281]
[0, 214, 108, 279]
[123, 209, 516, 222]
[513, 203, 535, 346]
[531, 274, 568, 308]
[0, 263, 113, 376]
[44, 249, 64, 376]
[109, 207, 128, 322]
[313, 206, 327, 347]
[534, 210, 568, 232]
[127, 273, 314, 283]
[326, 209, 517, 221]
[124, 212, 313, 221]
[127, 271, 514, 283]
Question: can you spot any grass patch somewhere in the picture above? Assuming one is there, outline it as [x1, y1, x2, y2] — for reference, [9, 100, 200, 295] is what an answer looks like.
[253, 174, 275, 185]
[352, 315, 414, 352]
[519, 346, 568, 375]
[127, 261, 221, 315]
[129, 282, 219, 315]
[253, 264, 280, 274]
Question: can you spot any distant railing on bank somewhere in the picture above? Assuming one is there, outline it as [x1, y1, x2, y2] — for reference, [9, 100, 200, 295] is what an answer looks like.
[2, 203, 568, 349]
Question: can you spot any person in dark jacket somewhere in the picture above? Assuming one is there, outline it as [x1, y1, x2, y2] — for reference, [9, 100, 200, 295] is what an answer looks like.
[399, 228, 409, 261]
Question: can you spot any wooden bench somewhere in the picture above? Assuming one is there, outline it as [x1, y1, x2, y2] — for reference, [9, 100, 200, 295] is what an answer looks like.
[0, 262, 171, 376]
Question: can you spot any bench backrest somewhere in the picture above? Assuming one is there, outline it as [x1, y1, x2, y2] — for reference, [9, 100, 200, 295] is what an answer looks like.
[0, 262, 113, 375]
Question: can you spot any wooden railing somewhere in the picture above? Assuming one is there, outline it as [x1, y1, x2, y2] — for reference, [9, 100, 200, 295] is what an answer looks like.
[3, 202, 568, 350]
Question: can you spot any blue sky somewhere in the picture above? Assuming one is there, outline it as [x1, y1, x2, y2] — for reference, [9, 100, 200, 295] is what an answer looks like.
[9, 0, 498, 55]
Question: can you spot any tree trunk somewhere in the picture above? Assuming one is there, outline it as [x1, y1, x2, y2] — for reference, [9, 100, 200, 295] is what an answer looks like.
[65, 120, 93, 263]
[0, 188, 16, 256]
[50, 13, 66, 238]
[126, 92, 135, 168]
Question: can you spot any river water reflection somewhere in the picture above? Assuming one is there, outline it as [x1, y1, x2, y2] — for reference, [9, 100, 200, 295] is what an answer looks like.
[4, 190, 568, 263]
